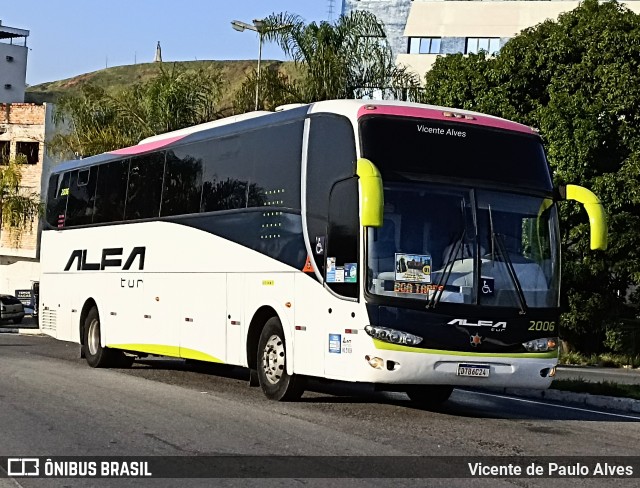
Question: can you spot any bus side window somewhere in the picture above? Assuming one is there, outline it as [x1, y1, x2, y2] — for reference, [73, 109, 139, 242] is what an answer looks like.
[161, 148, 203, 216]
[247, 121, 303, 210]
[46, 172, 70, 227]
[65, 168, 97, 227]
[201, 136, 248, 211]
[93, 160, 129, 224]
[125, 152, 166, 220]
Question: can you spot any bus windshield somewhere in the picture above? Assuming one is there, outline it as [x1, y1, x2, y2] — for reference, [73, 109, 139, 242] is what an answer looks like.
[366, 182, 560, 309]
[359, 115, 553, 191]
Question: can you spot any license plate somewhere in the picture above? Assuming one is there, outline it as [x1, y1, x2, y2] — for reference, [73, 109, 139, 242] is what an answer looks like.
[457, 363, 490, 377]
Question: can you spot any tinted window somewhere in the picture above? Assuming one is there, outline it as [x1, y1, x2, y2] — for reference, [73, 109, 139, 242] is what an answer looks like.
[0, 295, 22, 305]
[65, 168, 97, 226]
[326, 178, 359, 298]
[125, 152, 165, 220]
[305, 115, 357, 278]
[161, 147, 203, 216]
[200, 136, 247, 211]
[93, 160, 129, 224]
[246, 121, 304, 210]
[199, 121, 304, 213]
[360, 116, 552, 191]
[46, 172, 70, 227]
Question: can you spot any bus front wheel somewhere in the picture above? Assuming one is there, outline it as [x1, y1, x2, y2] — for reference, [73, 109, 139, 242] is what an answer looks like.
[82, 307, 133, 368]
[257, 317, 304, 401]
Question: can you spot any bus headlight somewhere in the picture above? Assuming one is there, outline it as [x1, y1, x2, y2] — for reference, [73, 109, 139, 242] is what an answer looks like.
[365, 325, 423, 346]
[523, 337, 558, 352]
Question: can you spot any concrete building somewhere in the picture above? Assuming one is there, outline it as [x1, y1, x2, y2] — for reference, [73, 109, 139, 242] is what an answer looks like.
[0, 103, 59, 295]
[0, 20, 29, 104]
[343, 0, 640, 80]
[0, 21, 64, 297]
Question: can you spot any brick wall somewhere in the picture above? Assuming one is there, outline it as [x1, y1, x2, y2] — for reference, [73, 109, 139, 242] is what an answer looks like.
[0, 103, 46, 125]
[0, 103, 46, 256]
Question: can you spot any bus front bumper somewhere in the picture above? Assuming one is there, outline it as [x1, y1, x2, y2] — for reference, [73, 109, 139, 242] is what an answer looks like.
[354, 345, 557, 390]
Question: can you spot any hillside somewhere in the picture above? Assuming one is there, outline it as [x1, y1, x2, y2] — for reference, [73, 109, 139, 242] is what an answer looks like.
[25, 59, 296, 111]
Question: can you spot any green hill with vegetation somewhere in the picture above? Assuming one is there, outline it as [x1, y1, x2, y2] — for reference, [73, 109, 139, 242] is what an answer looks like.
[25, 59, 296, 112]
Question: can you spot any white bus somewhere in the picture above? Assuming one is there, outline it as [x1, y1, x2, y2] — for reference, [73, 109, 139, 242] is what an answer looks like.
[40, 100, 607, 403]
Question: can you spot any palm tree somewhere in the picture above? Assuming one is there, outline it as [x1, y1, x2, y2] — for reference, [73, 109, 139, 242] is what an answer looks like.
[50, 64, 226, 158]
[0, 155, 42, 245]
[253, 11, 421, 104]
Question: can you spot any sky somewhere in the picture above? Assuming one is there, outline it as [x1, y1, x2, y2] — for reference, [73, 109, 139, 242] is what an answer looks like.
[0, 1, 336, 86]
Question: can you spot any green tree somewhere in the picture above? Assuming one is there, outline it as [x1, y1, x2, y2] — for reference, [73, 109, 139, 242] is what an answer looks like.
[0, 155, 42, 245]
[234, 11, 422, 110]
[423, 0, 640, 351]
[50, 63, 226, 157]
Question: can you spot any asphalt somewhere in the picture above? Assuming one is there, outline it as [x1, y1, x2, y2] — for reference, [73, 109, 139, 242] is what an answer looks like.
[2, 317, 639, 413]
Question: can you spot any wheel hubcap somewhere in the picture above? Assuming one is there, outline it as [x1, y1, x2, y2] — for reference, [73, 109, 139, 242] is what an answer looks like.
[88, 319, 100, 356]
[261, 334, 285, 385]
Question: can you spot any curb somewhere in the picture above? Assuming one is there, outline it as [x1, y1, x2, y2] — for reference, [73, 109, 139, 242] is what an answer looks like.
[0, 327, 43, 335]
[489, 387, 640, 414]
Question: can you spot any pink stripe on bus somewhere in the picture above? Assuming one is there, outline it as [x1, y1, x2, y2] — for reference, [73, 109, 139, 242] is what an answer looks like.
[357, 105, 535, 135]
[109, 135, 186, 156]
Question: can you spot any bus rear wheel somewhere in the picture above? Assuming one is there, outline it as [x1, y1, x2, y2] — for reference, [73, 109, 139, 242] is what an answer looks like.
[82, 307, 133, 368]
[405, 385, 453, 407]
[257, 317, 304, 401]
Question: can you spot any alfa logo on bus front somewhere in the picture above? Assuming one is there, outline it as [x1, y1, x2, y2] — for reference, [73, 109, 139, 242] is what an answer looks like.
[64, 247, 146, 271]
[447, 318, 507, 331]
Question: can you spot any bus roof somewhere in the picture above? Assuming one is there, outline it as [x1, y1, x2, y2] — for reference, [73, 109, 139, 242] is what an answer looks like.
[50, 100, 536, 175]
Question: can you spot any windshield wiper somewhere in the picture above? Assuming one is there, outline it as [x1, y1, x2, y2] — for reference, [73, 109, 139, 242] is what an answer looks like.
[493, 232, 528, 315]
[427, 229, 465, 309]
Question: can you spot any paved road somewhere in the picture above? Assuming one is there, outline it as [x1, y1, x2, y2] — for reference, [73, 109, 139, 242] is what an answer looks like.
[1, 334, 639, 487]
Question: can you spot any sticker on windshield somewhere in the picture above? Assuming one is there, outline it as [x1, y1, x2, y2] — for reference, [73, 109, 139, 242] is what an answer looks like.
[480, 277, 495, 296]
[395, 253, 432, 283]
[326, 257, 336, 282]
[344, 263, 357, 283]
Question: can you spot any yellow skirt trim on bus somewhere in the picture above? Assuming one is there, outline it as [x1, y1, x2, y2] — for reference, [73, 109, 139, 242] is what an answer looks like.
[372, 339, 558, 359]
[108, 343, 224, 363]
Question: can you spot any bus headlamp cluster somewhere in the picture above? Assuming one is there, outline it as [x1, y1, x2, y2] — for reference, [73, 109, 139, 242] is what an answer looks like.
[364, 325, 423, 346]
[523, 337, 558, 352]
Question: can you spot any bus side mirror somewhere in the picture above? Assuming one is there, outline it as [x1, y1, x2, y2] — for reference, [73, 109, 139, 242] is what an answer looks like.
[356, 158, 383, 228]
[557, 184, 608, 251]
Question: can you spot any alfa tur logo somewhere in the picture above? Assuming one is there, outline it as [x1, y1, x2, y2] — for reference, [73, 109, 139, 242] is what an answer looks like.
[64, 247, 146, 271]
[448, 318, 507, 331]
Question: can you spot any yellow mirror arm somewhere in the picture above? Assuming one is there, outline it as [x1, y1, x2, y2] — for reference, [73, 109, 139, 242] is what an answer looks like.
[565, 184, 608, 251]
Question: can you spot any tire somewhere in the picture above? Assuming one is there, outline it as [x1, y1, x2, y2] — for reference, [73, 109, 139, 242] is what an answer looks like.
[257, 317, 304, 401]
[12, 317, 23, 324]
[405, 385, 453, 407]
[82, 307, 133, 368]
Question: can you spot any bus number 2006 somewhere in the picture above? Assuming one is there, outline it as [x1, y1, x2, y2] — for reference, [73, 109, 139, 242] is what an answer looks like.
[528, 321, 555, 332]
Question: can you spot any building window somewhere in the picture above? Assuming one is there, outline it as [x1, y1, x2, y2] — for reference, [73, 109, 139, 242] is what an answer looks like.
[0, 141, 9, 164]
[408, 37, 441, 55]
[466, 38, 501, 55]
[16, 141, 40, 164]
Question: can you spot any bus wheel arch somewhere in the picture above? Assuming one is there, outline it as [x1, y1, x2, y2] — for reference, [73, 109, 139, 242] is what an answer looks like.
[79, 298, 98, 350]
[80, 302, 132, 368]
[247, 307, 304, 400]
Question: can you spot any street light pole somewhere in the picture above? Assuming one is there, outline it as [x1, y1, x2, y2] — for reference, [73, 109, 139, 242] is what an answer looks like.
[231, 19, 266, 111]
[255, 29, 263, 111]
[231, 18, 292, 111]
